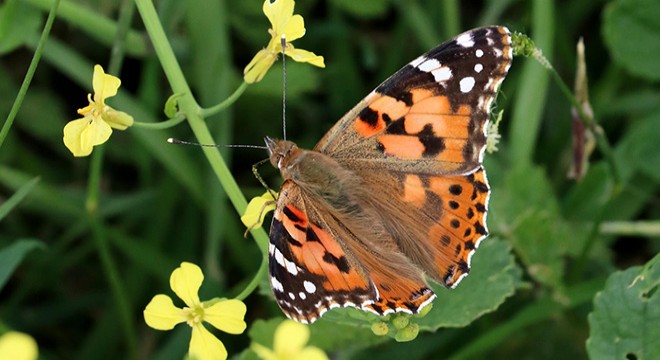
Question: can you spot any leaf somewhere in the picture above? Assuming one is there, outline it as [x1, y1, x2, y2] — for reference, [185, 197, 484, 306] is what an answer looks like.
[0, 0, 42, 54]
[615, 111, 660, 183]
[0, 176, 39, 221]
[417, 239, 522, 329]
[587, 254, 660, 360]
[603, 0, 660, 81]
[491, 165, 570, 291]
[0, 239, 45, 291]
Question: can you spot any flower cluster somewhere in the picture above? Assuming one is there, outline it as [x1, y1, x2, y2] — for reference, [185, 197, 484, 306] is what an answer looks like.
[63, 65, 133, 157]
[143, 262, 247, 360]
[244, 0, 324, 83]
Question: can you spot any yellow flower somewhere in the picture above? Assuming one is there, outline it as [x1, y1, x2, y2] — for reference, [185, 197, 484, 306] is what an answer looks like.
[241, 191, 277, 230]
[63, 65, 134, 157]
[143, 262, 247, 360]
[0, 331, 38, 360]
[244, 0, 325, 83]
[251, 320, 328, 360]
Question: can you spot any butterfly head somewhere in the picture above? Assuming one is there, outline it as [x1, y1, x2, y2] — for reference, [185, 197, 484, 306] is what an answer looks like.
[264, 137, 300, 173]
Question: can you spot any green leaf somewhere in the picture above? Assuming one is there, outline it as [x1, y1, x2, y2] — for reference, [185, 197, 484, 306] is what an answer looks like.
[0, 239, 45, 291]
[330, 0, 389, 19]
[603, 0, 660, 81]
[587, 254, 660, 360]
[0, 0, 42, 54]
[417, 239, 522, 329]
[0, 176, 39, 221]
[615, 111, 660, 183]
[491, 165, 570, 291]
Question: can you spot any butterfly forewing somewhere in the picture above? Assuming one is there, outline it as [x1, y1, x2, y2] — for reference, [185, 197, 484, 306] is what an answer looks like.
[267, 26, 512, 323]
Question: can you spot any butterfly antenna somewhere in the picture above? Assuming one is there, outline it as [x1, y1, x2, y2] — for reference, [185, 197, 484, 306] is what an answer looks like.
[281, 34, 287, 141]
[167, 138, 267, 150]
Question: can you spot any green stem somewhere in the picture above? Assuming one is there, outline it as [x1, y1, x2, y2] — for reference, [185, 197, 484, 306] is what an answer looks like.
[0, 0, 60, 150]
[132, 114, 186, 129]
[235, 257, 268, 301]
[201, 82, 249, 118]
[600, 221, 660, 237]
[134, 0, 270, 254]
[85, 1, 137, 356]
[548, 70, 620, 185]
[89, 215, 137, 357]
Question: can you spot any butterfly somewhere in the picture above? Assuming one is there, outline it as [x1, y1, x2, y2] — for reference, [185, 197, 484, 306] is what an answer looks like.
[264, 26, 512, 324]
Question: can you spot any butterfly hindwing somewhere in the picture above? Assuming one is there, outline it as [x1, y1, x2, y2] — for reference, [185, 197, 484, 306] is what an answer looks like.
[268, 180, 376, 323]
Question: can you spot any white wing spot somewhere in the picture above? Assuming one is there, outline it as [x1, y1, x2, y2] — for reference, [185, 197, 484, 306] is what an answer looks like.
[456, 33, 474, 47]
[476, 49, 484, 58]
[284, 257, 299, 275]
[299, 292, 306, 300]
[274, 248, 285, 267]
[270, 276, 284, 292]
[288, 292, 296, 300]
[417, 58, 441, 72]
[431, 67, 452, 82]
[460, 77, 475, 93]
[303, 280, 317, 294]
[474, 63, 483, 73]
[409, 55, 426, 68]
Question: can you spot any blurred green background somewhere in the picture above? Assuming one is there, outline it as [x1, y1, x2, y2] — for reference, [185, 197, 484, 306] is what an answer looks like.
[1, 0, 659, 359]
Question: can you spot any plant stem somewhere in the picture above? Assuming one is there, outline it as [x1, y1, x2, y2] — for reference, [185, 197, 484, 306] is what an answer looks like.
[134, 0, 269, 254]
[0, 0, 60, 150]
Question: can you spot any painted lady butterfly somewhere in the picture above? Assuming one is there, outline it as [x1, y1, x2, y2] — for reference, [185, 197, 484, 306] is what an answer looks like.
[265, 26, 512, 323]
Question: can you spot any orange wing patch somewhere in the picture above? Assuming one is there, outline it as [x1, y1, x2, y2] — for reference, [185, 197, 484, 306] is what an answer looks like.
[276, 205, 372, 293]
[426, 167, 490, 287]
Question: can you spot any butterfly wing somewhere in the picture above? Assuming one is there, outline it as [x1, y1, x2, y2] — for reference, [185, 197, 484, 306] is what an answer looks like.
[315, 26, 511, 175]
[269, 179, 435, 323]
[313, 26, 511, 287]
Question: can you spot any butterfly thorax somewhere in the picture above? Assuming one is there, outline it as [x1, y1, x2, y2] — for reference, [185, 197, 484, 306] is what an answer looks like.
[265, 137, 359, 208]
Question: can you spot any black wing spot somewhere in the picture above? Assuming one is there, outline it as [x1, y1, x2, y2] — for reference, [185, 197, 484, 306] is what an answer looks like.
[358, 107, 379, 127]
[283, 206, 302, 222]
[440, 234, 451, 246]
[322, 253, 351, 274]
[419, 124, 445, 157]
[385, 117, 406, 134]
[449, 184, 463, 195]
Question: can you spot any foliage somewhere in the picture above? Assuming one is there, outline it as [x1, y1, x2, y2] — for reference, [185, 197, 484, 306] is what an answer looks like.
[1, 0, 659, 359]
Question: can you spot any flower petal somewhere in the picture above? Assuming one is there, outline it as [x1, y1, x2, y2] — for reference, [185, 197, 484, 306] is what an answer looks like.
[63, 117, 112, 157]
[189, 324, 228, 360]
[281, 14, 305, 42]
[204, 299, 247, 335]
[285, 48, 325, 67]
[0, 331, 38, 360]
[170, 262, 203, 307]
[143, 294, 187, 330]
[92, 65, 121, 103]
[102, 107, 134, 130]
[251, 342, 277, 360]
[294, 347, 329, 360]
[274, 320, 309, 355]
[263, 0, 294, 35]
[244, 49, 278, 84]
[241, 192, 277, 229]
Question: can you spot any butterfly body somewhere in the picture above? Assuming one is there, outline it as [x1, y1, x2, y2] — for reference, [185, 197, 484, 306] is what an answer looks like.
[265, 26, 513, 323]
